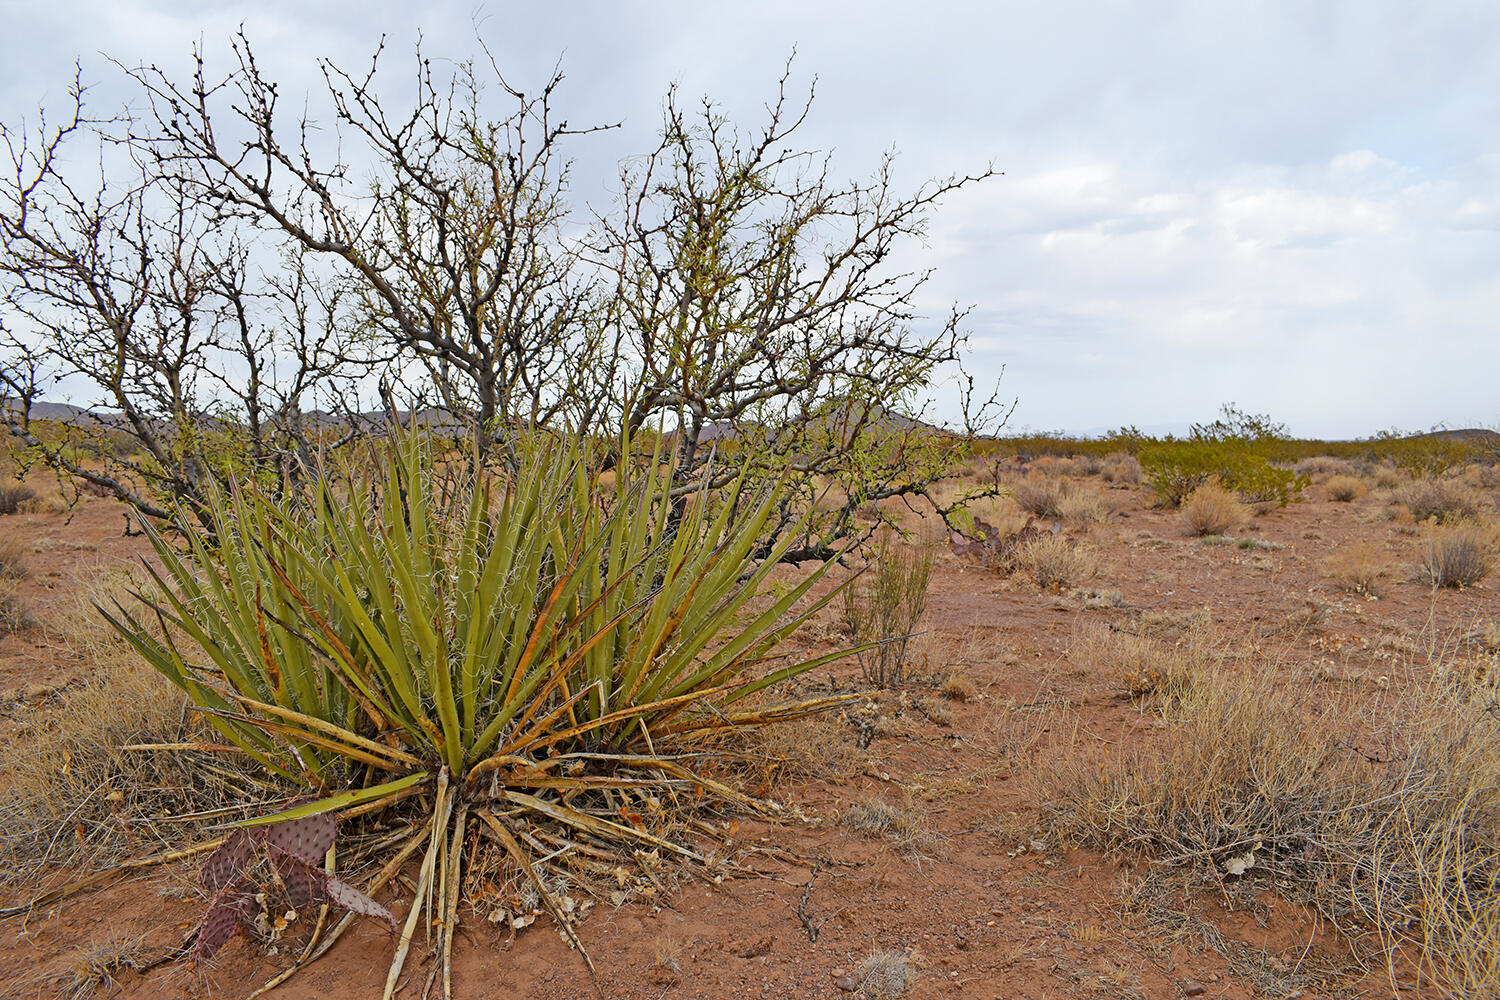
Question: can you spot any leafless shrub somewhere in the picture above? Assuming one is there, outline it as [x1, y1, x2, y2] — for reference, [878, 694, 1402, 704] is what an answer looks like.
[1012, 474, 1069, 519]
[1101, 451, 1141, 485]
[0, 482, 36, 515]
[1397, 478, 1483, 524]
[1421, 527, 1493, 589]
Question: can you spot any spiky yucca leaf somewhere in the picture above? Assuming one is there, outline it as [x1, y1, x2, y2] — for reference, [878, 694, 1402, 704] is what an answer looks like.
[105, 431, 855, 992]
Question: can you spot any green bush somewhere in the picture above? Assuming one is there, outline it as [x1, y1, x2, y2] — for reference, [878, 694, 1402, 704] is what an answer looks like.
[105, 432, 853, 985]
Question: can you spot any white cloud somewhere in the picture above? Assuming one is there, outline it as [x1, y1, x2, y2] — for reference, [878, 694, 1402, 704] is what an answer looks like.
[2, 0, 1497, 437]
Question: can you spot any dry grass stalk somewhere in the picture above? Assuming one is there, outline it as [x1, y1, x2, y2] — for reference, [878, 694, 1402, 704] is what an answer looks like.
[842, 798, 940, 858]
[0, 661, 275, 890]
[852, 949, 911, 998]
[843, 533, 936, 687]
[1180, 481, 1243, 537]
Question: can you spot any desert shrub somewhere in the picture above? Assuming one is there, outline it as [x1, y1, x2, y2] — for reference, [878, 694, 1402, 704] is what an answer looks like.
[1036, 663, 1500, 999]
[1140, 406, 1309, 507]
[0, 482, 36, 515]
[1323, 542, 1392, 596]
[1070, 619, 1223, 701]
[1060, 454, 1102, 478]
[1293, 456, 1353, 482]
[1420, 527, 1493, 588]
[1058, 487, 1114, 528]
[1396, 478, 1482, 524]
[1373, 465, 1405, 490]
[1324, 474, 1365, 502]
[1140, 442, 1307, 508]
[1011, 474, 1069, 519]
[1179, 481, 1243, 537]
[1100, 451, 1140, 485]
[103, 432, 853, 982]
[843, 533, 936, 687]
[1015, 532, 1097, 591]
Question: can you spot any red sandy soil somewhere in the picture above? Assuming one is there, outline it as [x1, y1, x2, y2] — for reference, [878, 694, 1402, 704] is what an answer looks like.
[0, 476, 1491, 1000]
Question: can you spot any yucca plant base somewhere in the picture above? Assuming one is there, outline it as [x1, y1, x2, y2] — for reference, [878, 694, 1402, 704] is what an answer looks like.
[97, 437, 855, 996]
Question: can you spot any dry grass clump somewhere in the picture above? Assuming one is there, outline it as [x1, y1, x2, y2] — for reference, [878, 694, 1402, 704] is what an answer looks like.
[0, 481, 37, 515]
[1058, 487, 1114, 528]
[1420, 526, 1494, 589]
[1324, 475, 1365, 502]
[842, 798, 941, 857]
[1323, 542, 1393, 596]
[1396, 477, 1483, 524]
[1011, 474, 1070, 519]
[940, 673, 979, 702]
[1070, 619, 1225, 701]
[1179, 481, 1243, 537]
[0, 662, 273, 889]
[851, 949, 911, 999]
[1101, 451, 1141, 485]
[1036, 660, 1500, 999]
[60, 937, 149, 1000]
[1015, 533, 1098, 591]
[0, 539, 33, 633]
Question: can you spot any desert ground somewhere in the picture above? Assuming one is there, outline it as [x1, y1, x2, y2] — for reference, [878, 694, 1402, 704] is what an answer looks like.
[0, 453, 1495, 1000]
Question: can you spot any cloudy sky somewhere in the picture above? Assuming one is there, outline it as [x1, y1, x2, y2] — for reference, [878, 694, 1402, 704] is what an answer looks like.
[3, 1, 1497, 438]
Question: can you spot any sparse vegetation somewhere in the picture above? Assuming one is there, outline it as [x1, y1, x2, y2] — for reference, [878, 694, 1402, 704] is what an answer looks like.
[1037, 658, 1500, 1000]
[842, 798, 940, 858]
[851, 949, 911, 999]
[1070, 618, 1223, 701]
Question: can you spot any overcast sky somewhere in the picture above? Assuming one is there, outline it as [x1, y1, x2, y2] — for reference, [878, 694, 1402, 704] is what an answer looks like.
[3, 1, 1497, 438]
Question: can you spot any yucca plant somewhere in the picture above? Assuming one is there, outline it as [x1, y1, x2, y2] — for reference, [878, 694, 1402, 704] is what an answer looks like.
[103, 431, 855, 995]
